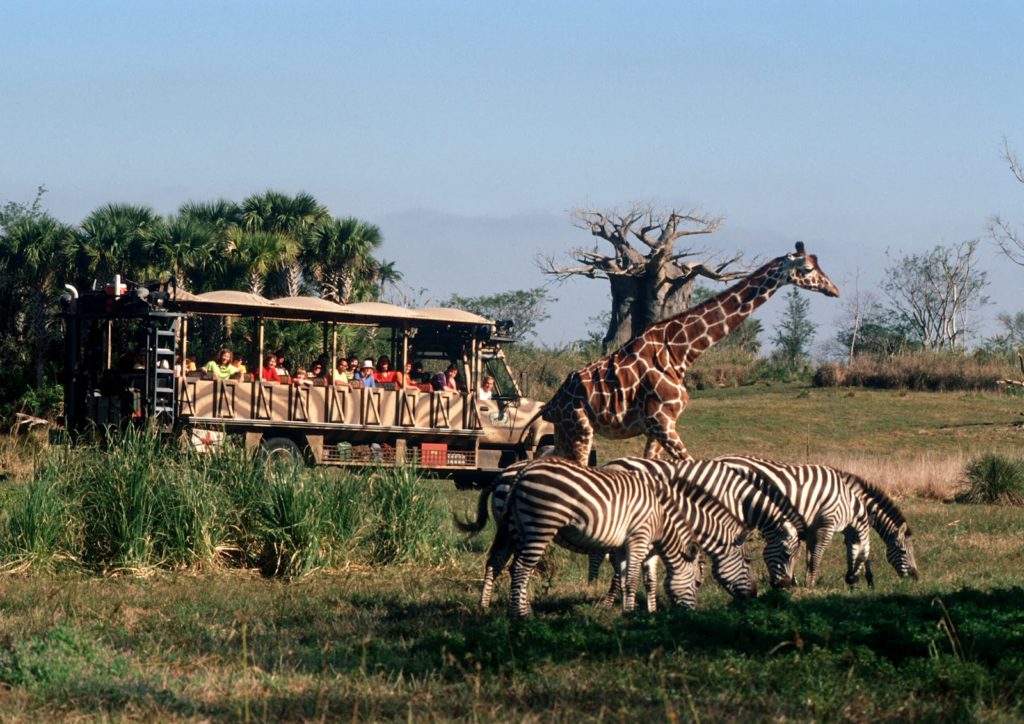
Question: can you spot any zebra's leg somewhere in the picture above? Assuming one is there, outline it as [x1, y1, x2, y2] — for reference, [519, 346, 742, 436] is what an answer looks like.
[621, 532, 655, 613]
[844, 523, 872, 587]
[806, 527, 836, 588]
[642, 555, 659, 613]
[616, 548, 636, 613]
[587, 552, 607, 584]
[481, 516, 515, 609]
[507, 555, 537, 619]
[764, 533, 797, 589]
[507, 538, 551, 619]
[601, 551, 623, 607]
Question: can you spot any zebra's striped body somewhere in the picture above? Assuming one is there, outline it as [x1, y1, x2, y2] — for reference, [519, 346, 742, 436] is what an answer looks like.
[478, 457, 704, 618]
[715, 455, 871, 587]
[841, 470, 918, 582]
[601, 457, 802, 588]
[595, 458, 762, 606]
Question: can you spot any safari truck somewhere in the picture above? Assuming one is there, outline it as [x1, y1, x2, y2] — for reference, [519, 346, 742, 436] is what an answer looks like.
[59, 278, 554, 485]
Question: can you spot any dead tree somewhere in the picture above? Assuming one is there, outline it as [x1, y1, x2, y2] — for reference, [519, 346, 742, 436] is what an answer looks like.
[538, 205, 747, 351]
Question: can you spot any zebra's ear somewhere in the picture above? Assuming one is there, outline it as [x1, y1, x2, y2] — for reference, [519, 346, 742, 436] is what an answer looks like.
[684, 541, 700, 561]
[733, 528, 752, 547]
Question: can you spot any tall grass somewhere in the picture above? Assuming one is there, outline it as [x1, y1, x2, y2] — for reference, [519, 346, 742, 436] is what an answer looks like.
[0, 428, 454, 576]
[814, 351, 1020, 391]
[363, 465, 453, 564]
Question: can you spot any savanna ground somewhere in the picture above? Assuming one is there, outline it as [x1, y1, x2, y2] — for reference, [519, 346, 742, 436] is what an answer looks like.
[2, 384, 1024, 721]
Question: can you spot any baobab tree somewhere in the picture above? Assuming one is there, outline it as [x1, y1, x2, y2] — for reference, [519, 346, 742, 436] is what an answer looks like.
[539, 205, 746, 351]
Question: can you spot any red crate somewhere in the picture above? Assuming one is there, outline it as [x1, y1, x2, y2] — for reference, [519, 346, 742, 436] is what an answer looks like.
[420, 443, 448, 465]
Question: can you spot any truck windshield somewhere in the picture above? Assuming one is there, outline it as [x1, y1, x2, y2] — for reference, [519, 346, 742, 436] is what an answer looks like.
[482, 355, 518, 398]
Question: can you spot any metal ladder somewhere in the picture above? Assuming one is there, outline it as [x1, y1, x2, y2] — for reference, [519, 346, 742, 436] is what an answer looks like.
[147, 325, 178, 423]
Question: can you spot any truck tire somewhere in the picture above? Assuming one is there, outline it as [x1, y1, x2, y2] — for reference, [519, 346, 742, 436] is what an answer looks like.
[261, 437, 302, 467]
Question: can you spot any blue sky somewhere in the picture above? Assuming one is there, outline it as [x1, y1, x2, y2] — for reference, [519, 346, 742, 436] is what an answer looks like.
[3, 1, 1023, 348]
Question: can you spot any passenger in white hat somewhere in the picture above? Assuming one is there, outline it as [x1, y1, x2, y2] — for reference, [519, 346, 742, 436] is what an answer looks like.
[359, 359, 377, 388]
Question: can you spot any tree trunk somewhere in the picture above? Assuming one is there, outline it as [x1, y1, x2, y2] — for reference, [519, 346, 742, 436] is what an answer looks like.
[29, 288, 49, 388]
[603, 275, 641, 351]
[603, 274, 698, 352]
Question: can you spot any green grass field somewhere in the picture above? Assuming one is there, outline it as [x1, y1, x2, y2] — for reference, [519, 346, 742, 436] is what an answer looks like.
[1, 386, 1023, 721]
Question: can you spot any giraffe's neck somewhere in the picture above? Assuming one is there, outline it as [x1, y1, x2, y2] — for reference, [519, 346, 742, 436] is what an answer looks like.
[655, 258, 788, 371]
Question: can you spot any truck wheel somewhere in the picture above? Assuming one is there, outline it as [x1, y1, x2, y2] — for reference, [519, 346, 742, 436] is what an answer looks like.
[261, 437, 302, 468]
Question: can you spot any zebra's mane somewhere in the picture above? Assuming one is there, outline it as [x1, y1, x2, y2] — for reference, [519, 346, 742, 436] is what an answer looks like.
[842, 471, 911, 536]
[603, 456, 750, 534]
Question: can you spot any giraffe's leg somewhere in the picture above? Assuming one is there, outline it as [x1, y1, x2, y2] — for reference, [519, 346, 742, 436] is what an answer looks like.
[642, 437, 663, 459]
[644, 411, 693, 461]
[569, 408, 595, 466]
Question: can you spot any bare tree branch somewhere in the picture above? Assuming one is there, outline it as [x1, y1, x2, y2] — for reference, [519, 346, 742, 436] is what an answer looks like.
[989, 137, 1024, 267]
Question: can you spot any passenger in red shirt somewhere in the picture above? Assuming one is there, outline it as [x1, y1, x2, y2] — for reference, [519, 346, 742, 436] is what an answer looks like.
[261, 354, 282, 383]
[374, 355, 398, 385]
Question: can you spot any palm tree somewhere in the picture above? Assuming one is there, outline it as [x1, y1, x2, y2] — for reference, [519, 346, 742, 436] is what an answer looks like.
[305, 216, 383, 303]
[74, 203, 163, 286]
[242, 190, 327, 298]
[178, 198, 245, 291]
[232, 231, 298, 297]
[371, 259, 403, 303]
[153, 214, 222, 292]
[1, 214, 76, 385]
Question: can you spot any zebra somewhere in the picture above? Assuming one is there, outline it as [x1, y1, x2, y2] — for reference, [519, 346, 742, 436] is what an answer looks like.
[840, 470, 919, 583]
[598, 456, 803, 589]
[470, 457, 707, 618]
[457, 459, 673, 612]
[594, 458, 765, 608]
[714, 455, 872, 587]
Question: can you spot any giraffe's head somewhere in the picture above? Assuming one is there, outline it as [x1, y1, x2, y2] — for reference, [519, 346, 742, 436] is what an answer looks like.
[778, 242, 840, 297]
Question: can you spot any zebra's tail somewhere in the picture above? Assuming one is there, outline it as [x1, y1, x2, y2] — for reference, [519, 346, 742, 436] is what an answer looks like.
[454, 485, 494, 535]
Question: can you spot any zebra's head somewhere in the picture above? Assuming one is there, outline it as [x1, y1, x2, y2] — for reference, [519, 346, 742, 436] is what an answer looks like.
[664, 555, 703, 610]
[886, 525, 919, 579]
[710, 528, 758, 599]
[764, 523, 801, 589]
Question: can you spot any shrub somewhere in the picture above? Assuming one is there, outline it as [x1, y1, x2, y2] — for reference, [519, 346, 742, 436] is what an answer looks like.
[956, 454, 1024, 506]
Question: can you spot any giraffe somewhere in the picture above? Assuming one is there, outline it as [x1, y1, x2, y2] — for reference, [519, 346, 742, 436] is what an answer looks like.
[541, 242, 839, 465]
